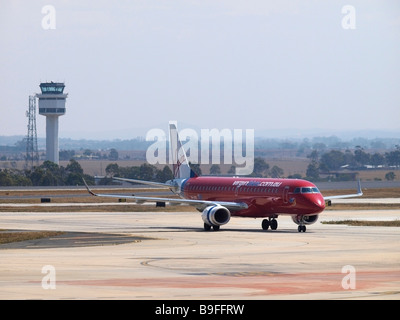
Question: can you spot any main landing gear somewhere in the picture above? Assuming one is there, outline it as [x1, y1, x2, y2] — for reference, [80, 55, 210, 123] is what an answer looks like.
[298, 225, 306, 232]
[261, 218, 278, 231]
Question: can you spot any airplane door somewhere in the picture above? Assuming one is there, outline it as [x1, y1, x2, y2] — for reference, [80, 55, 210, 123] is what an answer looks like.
[283, 186, 290, 204]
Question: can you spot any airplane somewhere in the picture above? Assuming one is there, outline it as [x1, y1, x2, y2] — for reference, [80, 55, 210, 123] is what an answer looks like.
[84, 121, 363, 232]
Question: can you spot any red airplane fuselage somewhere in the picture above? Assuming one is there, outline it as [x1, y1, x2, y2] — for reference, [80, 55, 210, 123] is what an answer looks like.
[181, 176, 325, 218]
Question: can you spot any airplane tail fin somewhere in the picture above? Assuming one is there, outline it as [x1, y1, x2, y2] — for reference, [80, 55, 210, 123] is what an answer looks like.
[169, 121, 198, 179]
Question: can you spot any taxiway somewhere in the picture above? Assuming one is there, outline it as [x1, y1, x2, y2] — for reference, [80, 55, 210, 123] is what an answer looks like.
[0, 209, 399, 300]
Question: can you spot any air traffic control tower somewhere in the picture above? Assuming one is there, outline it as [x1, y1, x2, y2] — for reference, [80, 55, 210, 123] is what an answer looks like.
[37, 82, 68, 164]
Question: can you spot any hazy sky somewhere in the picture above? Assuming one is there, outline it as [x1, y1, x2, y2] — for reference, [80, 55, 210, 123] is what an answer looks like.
[0, 0, 399, 140]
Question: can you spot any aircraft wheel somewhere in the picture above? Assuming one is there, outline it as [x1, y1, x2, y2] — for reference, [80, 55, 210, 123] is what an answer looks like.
[212, 225, 220, 231]
[262, 219, 270, 230]
[204, 223, 211, 231]
[298, 225, 306, 232]
[270, 219, 278, 230]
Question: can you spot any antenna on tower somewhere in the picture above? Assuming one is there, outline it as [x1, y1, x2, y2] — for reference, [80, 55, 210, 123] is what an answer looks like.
[25, 95, 39, 169]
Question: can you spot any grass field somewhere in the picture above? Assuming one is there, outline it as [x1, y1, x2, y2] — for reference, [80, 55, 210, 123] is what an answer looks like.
[321, 220, 400, 227]
[0, 230, 65, 245]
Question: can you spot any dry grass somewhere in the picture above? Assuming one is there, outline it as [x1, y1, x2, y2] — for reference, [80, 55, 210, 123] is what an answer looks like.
[321, 220, 400, 227]
[0, 231, 65, 245]
[323, 187, 399, 198]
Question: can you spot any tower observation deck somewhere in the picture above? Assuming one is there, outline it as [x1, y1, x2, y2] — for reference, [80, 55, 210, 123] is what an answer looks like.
[37, 82, 68, 164]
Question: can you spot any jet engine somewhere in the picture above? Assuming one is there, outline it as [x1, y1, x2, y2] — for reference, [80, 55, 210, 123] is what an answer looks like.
[291, 214, 319, 226]
[202, 205, 231, 227]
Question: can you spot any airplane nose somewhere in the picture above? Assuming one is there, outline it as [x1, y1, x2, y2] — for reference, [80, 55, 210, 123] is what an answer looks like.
[313, 196, 325, 211]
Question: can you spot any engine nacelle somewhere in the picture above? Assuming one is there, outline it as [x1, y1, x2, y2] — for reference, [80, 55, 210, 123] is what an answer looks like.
[202, 205, 231, 227]
[291, 214, 319, 226]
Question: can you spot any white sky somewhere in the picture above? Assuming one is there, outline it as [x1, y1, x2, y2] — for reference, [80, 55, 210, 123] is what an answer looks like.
[0, 0, 399, 139]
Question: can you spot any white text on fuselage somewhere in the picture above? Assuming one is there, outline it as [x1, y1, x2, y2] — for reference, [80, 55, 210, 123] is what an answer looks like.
[232, 181, 282, 187]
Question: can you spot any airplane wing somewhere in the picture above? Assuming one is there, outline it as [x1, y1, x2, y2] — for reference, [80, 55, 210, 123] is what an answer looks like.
[83, 179, 248, 211]
[323, 180, 363, 201]
[95, 176, 173, 188]
[112, 176, 174, 188]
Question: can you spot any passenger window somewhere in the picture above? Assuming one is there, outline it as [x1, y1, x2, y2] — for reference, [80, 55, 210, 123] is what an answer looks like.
[294, 188, 300, 194]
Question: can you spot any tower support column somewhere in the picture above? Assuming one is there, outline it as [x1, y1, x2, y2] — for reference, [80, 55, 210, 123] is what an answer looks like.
[46, 115, 59, 164]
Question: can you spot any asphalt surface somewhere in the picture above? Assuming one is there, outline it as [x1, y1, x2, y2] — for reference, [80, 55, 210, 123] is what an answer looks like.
[0, 208, 399, 300]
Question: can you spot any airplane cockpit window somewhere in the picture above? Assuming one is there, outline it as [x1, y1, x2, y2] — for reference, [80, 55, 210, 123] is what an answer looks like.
[296, 187, 321, 194]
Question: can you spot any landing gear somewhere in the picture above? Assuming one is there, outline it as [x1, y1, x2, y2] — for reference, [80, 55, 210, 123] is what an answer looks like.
[298, 225, 306, 232]
[261, 218, 278, 231]
[204, 223, 220, 231]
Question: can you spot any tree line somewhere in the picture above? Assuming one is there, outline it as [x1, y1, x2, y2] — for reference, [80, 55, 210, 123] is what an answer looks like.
[0, 160, 175, 187]
[305, 148, 400, 181]
[0, 160, 94, 186]
[1, 147, 399, 186]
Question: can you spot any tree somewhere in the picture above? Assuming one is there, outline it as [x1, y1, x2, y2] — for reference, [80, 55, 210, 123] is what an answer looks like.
[189, 162, 202, 176]
[385, 150, 400, 167]
[155, 165, 173, 182]
[227, 165, 236, 175]
[252, 157, 269, 177]
[320, 150, 346, 171]
[0, 170, 13, 186]
[385, 172, 396, 181]
[270, 165, 284, 178]
[370, 153, 385, 167]
[59, 150, 75, 161]
[66, 159, 83, 175]
[83, 149, 92, 157]
[65, 159, 86, 185]
[308, 150, 319, 162]
[108, 148, 119, 161]
[66, 172, 83, 185]
[354, 147, 370, 167]
[306, 161, 320, 181]
[105, 163, 120, 177]
[209, 164, 221, 175]
[138, 163, 156, 180]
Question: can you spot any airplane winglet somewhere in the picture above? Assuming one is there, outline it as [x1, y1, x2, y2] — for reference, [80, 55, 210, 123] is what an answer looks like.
[82, 178, 97, 196]
[357, 179, 363, 196]
[323, 179, 363, 201]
